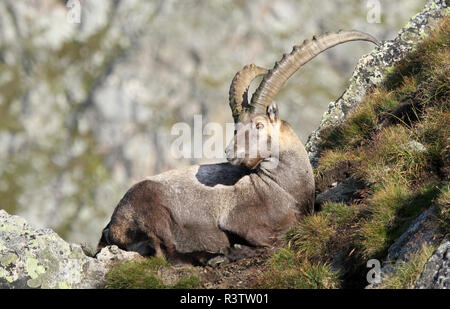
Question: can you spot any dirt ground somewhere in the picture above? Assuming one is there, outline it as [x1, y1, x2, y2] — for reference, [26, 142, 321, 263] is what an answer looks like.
[197, 250, 273, 289]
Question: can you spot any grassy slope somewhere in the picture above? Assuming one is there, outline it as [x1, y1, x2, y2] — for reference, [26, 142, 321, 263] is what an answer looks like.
[256, 17, 449, 289]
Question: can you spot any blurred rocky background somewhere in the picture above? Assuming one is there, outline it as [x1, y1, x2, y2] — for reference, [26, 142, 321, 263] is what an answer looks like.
[0, 0, 425, 247]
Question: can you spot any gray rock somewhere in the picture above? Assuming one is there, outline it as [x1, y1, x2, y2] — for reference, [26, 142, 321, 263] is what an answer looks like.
[0, 209, 138, 289]
[315, 177, 362, 205]
[365, 206, 440, 288]
[414, 237, 450, 289]
[96, 245, 142, 264]
[306, 0, 448, 167]
[405, 140, 427, 152]
[385, 206, 439, 265]
[207, 255, 230, 267]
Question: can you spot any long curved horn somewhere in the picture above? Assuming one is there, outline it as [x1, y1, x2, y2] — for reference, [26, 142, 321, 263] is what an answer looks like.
[229, 64, 268, 123]
[249, 30, 380, 114]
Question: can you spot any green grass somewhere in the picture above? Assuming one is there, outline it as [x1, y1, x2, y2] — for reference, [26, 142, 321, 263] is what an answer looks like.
[105, 257, 202, 289]
[355, 182, 441, 259]
[285, 215, 336, 261]
[171, 275, 203, 289]
[316, 149, 354, 172]
[321, 202, 360, 226]
[435, 182, 450, 233]
[259, 17, 449, 289]
[256, 248, 340, 289]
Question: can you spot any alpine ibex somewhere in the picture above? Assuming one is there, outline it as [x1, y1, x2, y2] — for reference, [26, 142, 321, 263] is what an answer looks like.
[97, 30, 379, 264]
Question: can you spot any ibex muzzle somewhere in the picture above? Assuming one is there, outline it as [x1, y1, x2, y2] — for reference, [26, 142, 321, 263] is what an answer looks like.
[97, 30, 379, 265]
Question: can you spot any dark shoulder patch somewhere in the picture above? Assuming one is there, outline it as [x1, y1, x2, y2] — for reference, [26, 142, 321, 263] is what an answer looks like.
[195, 163, 252, 187]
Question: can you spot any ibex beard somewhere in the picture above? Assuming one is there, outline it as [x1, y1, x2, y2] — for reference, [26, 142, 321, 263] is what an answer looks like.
[97, 30, 379, 265]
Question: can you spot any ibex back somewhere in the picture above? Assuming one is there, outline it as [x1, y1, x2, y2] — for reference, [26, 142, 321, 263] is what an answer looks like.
[97, 30, 379, 264]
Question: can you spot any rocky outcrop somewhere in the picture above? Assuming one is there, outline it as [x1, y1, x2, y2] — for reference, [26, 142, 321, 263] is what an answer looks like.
[306, 0, 449, 166]
[415, 237, 450, 289]
[0, 209, 139, 289]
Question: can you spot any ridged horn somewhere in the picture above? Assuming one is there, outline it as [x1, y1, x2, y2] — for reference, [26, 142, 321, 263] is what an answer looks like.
[249, 30, 380, 114]
[229, 64, 268, 123]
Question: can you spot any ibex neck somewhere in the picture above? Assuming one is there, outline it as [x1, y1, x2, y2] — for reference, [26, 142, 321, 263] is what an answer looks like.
[258, 148, 311, 200]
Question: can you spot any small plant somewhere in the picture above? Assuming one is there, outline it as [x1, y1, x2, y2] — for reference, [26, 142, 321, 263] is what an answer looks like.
[105, 257, 202, 289]
[286, 215, 335, 261]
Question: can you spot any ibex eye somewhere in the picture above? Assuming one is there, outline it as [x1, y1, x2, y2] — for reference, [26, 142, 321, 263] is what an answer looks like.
[256, 122, 264, 130]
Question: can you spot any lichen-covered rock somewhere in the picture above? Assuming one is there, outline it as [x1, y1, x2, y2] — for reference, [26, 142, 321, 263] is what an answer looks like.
[306, 0, 448, 166]
[414, 237, 450, 289]
[0, 209, 137, 289]
[404, 140, 427, 152]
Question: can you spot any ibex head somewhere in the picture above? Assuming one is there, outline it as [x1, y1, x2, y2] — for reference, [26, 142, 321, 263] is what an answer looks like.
[225, 101, 281, 169]
[226, 30, 379, 170]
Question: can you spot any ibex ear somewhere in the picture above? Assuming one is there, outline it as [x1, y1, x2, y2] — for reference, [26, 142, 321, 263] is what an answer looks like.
[267, 102, 279, 123]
